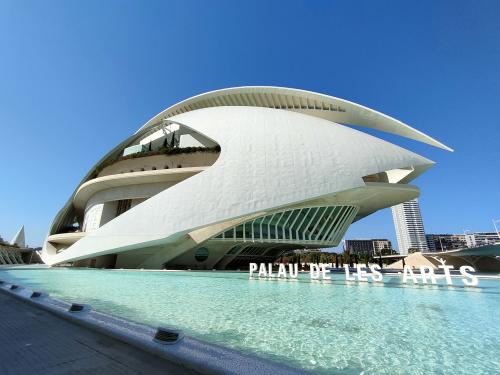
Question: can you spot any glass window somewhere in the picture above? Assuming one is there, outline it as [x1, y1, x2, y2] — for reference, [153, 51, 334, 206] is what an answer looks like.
[194, 247, 209, 262]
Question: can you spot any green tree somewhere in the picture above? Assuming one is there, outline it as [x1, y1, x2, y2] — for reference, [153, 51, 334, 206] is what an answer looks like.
[319, 252, 330, 264]
[170, 131, 176, 148]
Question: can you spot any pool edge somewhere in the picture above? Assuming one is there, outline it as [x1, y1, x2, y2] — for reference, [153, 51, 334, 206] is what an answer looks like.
[0, 281, 310, 375]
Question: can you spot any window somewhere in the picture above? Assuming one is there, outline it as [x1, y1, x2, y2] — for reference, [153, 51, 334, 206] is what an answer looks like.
[83, 204, 104, 232]
[195, 247, 209, 262]
[116, 199, 132, 217]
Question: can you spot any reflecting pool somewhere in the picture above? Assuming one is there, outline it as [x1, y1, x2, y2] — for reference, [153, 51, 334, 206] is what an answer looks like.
[1, 268, 499, 374]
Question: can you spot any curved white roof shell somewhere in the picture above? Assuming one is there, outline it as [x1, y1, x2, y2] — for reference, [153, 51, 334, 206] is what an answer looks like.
[42, 86, 450, 268]
[44, 106, 434, 266]
[141, 86, 452, 151]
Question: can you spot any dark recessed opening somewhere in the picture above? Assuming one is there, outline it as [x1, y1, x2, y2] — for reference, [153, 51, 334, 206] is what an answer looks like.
[69, 303, 87, 312]
[154, 327, 183, 344]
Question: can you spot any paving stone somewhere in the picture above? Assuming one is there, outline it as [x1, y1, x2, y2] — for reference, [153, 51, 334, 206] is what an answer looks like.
[0, 292, 199, 375]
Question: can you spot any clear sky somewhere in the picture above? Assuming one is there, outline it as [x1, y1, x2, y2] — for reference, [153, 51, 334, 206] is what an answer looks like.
[0, 0, 499, 248]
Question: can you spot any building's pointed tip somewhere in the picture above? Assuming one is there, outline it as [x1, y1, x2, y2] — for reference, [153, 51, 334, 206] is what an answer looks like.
[10, 225, 26, 248]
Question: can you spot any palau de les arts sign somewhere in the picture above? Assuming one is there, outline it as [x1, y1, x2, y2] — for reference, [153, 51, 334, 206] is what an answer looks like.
[249, 261, 479, 287]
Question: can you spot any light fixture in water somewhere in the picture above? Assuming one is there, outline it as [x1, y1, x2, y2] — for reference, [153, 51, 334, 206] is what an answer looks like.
[69, 303, 90, 313]
[154, 327, 184, 344]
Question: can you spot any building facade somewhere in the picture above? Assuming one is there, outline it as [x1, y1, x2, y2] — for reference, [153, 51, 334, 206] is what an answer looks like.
[41, 86, 450, 269]
[344, 239, 392, 256]
[425, 234, 467, 252]
[373, 239, 393, 255]
[465, 232, 500, 248]
[391, 198, 429, 255]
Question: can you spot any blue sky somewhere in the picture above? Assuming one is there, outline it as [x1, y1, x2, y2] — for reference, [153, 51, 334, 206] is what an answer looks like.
[0, 0, 498, 248]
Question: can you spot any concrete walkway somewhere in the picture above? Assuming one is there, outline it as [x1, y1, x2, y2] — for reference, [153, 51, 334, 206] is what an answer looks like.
[0, 292, 199, 375]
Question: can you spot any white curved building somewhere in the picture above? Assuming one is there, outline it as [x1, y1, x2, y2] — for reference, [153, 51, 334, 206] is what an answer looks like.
[42, 87, 451, 269]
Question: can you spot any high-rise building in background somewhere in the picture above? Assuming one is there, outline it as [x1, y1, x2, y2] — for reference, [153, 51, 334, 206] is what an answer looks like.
[344, 239, 392, 256]
[391, 198, 429, 255]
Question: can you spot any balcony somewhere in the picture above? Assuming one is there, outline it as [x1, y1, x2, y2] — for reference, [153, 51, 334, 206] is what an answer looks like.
[47, 232, 86, 246]
[74, 166, 208, 211]
[93, 146, 220, 178]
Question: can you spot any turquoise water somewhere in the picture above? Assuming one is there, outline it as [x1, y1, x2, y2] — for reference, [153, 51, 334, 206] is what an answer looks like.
[1, 268, 499, 374]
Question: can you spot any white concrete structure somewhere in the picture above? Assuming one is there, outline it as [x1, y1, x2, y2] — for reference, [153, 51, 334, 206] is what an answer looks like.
[10, 225, 25, 248]
[391, 198, 429, 255]
[42, 87, 450, 269]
